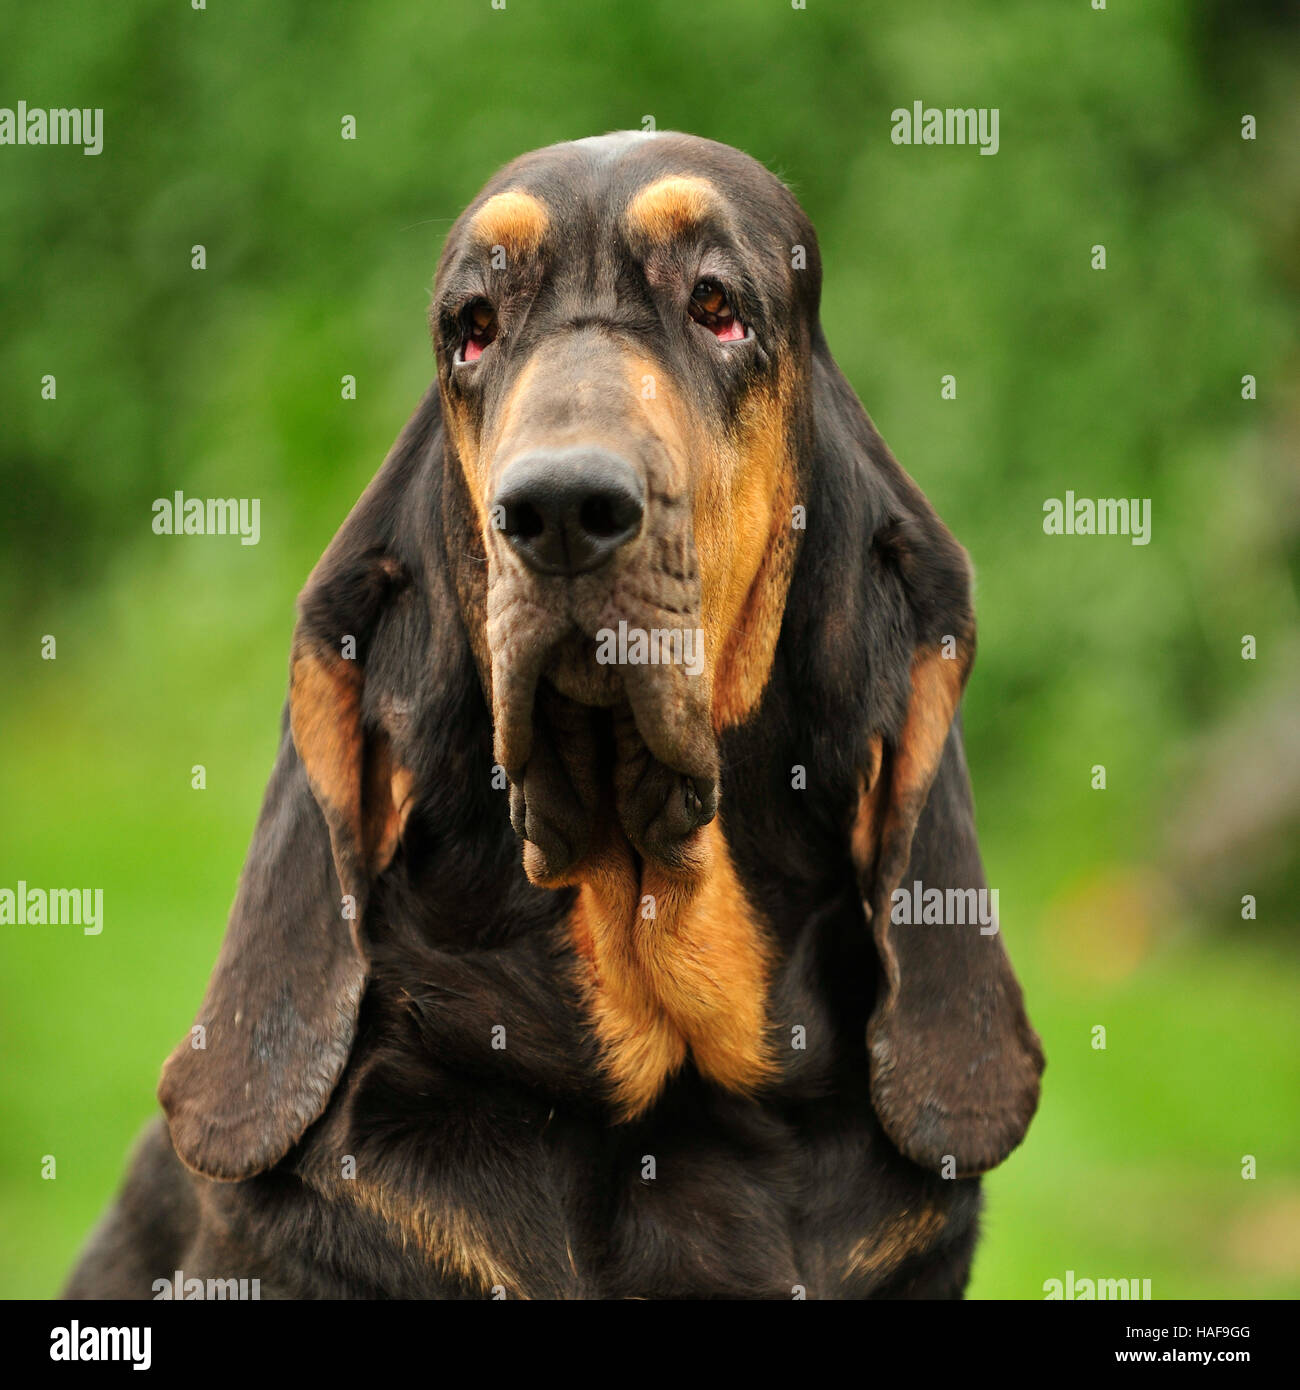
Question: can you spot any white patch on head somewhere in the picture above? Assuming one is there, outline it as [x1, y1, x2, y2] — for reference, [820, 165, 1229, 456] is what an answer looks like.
[571, 129, 665, 154]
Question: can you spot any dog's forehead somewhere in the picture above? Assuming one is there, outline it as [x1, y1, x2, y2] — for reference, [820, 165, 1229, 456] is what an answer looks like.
[457, 131, 803, 251]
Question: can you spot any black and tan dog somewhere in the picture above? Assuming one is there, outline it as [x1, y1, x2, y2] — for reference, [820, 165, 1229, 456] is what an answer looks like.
[67, 132, 1043, 1300]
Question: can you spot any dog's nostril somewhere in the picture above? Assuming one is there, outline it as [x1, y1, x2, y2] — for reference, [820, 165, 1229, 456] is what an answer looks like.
[579, 494, 623, 539]
[492, 448, 645, 577]
[504, 501, 545, 541]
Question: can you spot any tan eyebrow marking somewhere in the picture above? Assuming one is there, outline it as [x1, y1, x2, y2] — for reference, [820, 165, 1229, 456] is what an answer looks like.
[468, 190, 550, 256]
[625, 175, 720, 242]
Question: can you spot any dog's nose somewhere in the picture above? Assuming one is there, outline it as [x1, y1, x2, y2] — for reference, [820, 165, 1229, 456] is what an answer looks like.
[493, 448, 645, 576]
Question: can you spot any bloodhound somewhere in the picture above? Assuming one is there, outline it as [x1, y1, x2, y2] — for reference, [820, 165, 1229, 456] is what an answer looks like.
[66, 132, 1043, 1300]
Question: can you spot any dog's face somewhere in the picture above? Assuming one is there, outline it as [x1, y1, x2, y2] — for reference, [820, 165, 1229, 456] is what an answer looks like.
[433, 133, 815, 879]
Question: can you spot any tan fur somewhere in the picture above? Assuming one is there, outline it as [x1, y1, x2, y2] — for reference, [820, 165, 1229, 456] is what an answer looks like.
[371, 761, 415, 875]
[290, 649, 411, 876]
[568, 819, 774, 1119]
[624, 175, 720, 243]
[705, 368, 800, 727]
[852, 646, 969, 919]
[623, 355, 800, 729]
[849, 734, 886, 893]
[290, 650, 363, 835]
[468, 189, 550, 258]
[890, 647, 966, 817]
[444, 393, 484, 526]
[447, 353, 550, 539]
[844, 1206, 946, 1282]
[332, 1176, 520, 1296]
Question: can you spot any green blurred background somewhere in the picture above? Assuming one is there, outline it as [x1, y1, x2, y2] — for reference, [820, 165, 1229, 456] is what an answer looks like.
[2, 0, 1297, 1299]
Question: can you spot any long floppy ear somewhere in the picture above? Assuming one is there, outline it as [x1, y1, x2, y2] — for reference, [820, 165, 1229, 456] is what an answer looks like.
[853, 635, 1044, 1176]
[159, 388, 441, 1181]
[807, 343, 1043, 1177]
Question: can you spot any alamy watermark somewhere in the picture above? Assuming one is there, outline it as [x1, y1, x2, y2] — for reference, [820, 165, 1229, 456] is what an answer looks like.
[891, 102, 999, 156]
[152, 1271, 262, 1300]
[152, 491, 261, 545]
[1044, 1269, 1152, 1300]
[50, 1323, 149, 1370]
[890, 880, 1000, 935]
[1, 102, 102, 156]
[0, 881, 102, 934]
[1043, 492, 1151, 545]
[595, 619, 706, 677]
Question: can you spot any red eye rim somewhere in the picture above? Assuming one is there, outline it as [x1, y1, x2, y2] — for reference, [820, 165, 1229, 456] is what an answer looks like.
[689, 278, 747, 341]
[459, 298, 498, 363]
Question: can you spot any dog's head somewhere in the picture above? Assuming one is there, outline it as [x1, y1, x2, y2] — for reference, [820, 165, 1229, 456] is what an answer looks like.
[432, 132, 817, 878]
[160, 133, 1042, 1185]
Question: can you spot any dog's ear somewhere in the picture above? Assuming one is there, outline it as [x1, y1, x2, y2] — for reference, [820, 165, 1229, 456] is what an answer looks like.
[805, 344, 1043, 1177]
[857, 471, 1043, 1179]
[853, 629, 1043, 1177]
[159, 388, 441, 1181]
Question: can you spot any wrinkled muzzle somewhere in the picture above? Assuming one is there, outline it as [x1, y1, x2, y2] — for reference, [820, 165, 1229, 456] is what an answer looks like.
[480, 334, 720, 880]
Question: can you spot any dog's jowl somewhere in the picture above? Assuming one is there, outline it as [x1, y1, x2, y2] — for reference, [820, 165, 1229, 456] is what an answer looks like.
[66, 132, 1043, 1301]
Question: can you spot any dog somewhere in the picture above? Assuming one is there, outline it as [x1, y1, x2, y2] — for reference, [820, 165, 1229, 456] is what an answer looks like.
[66, 131, 1043, 1300]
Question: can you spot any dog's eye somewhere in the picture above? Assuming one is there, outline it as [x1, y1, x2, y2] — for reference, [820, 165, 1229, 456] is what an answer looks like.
[460, 298, 498, 362]
[689, 279, 746, 341]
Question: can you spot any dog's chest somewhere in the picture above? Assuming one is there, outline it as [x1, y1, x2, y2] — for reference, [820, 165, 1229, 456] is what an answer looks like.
[297, 1073, 968, 1299]
[283, 903, 974, 1299]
